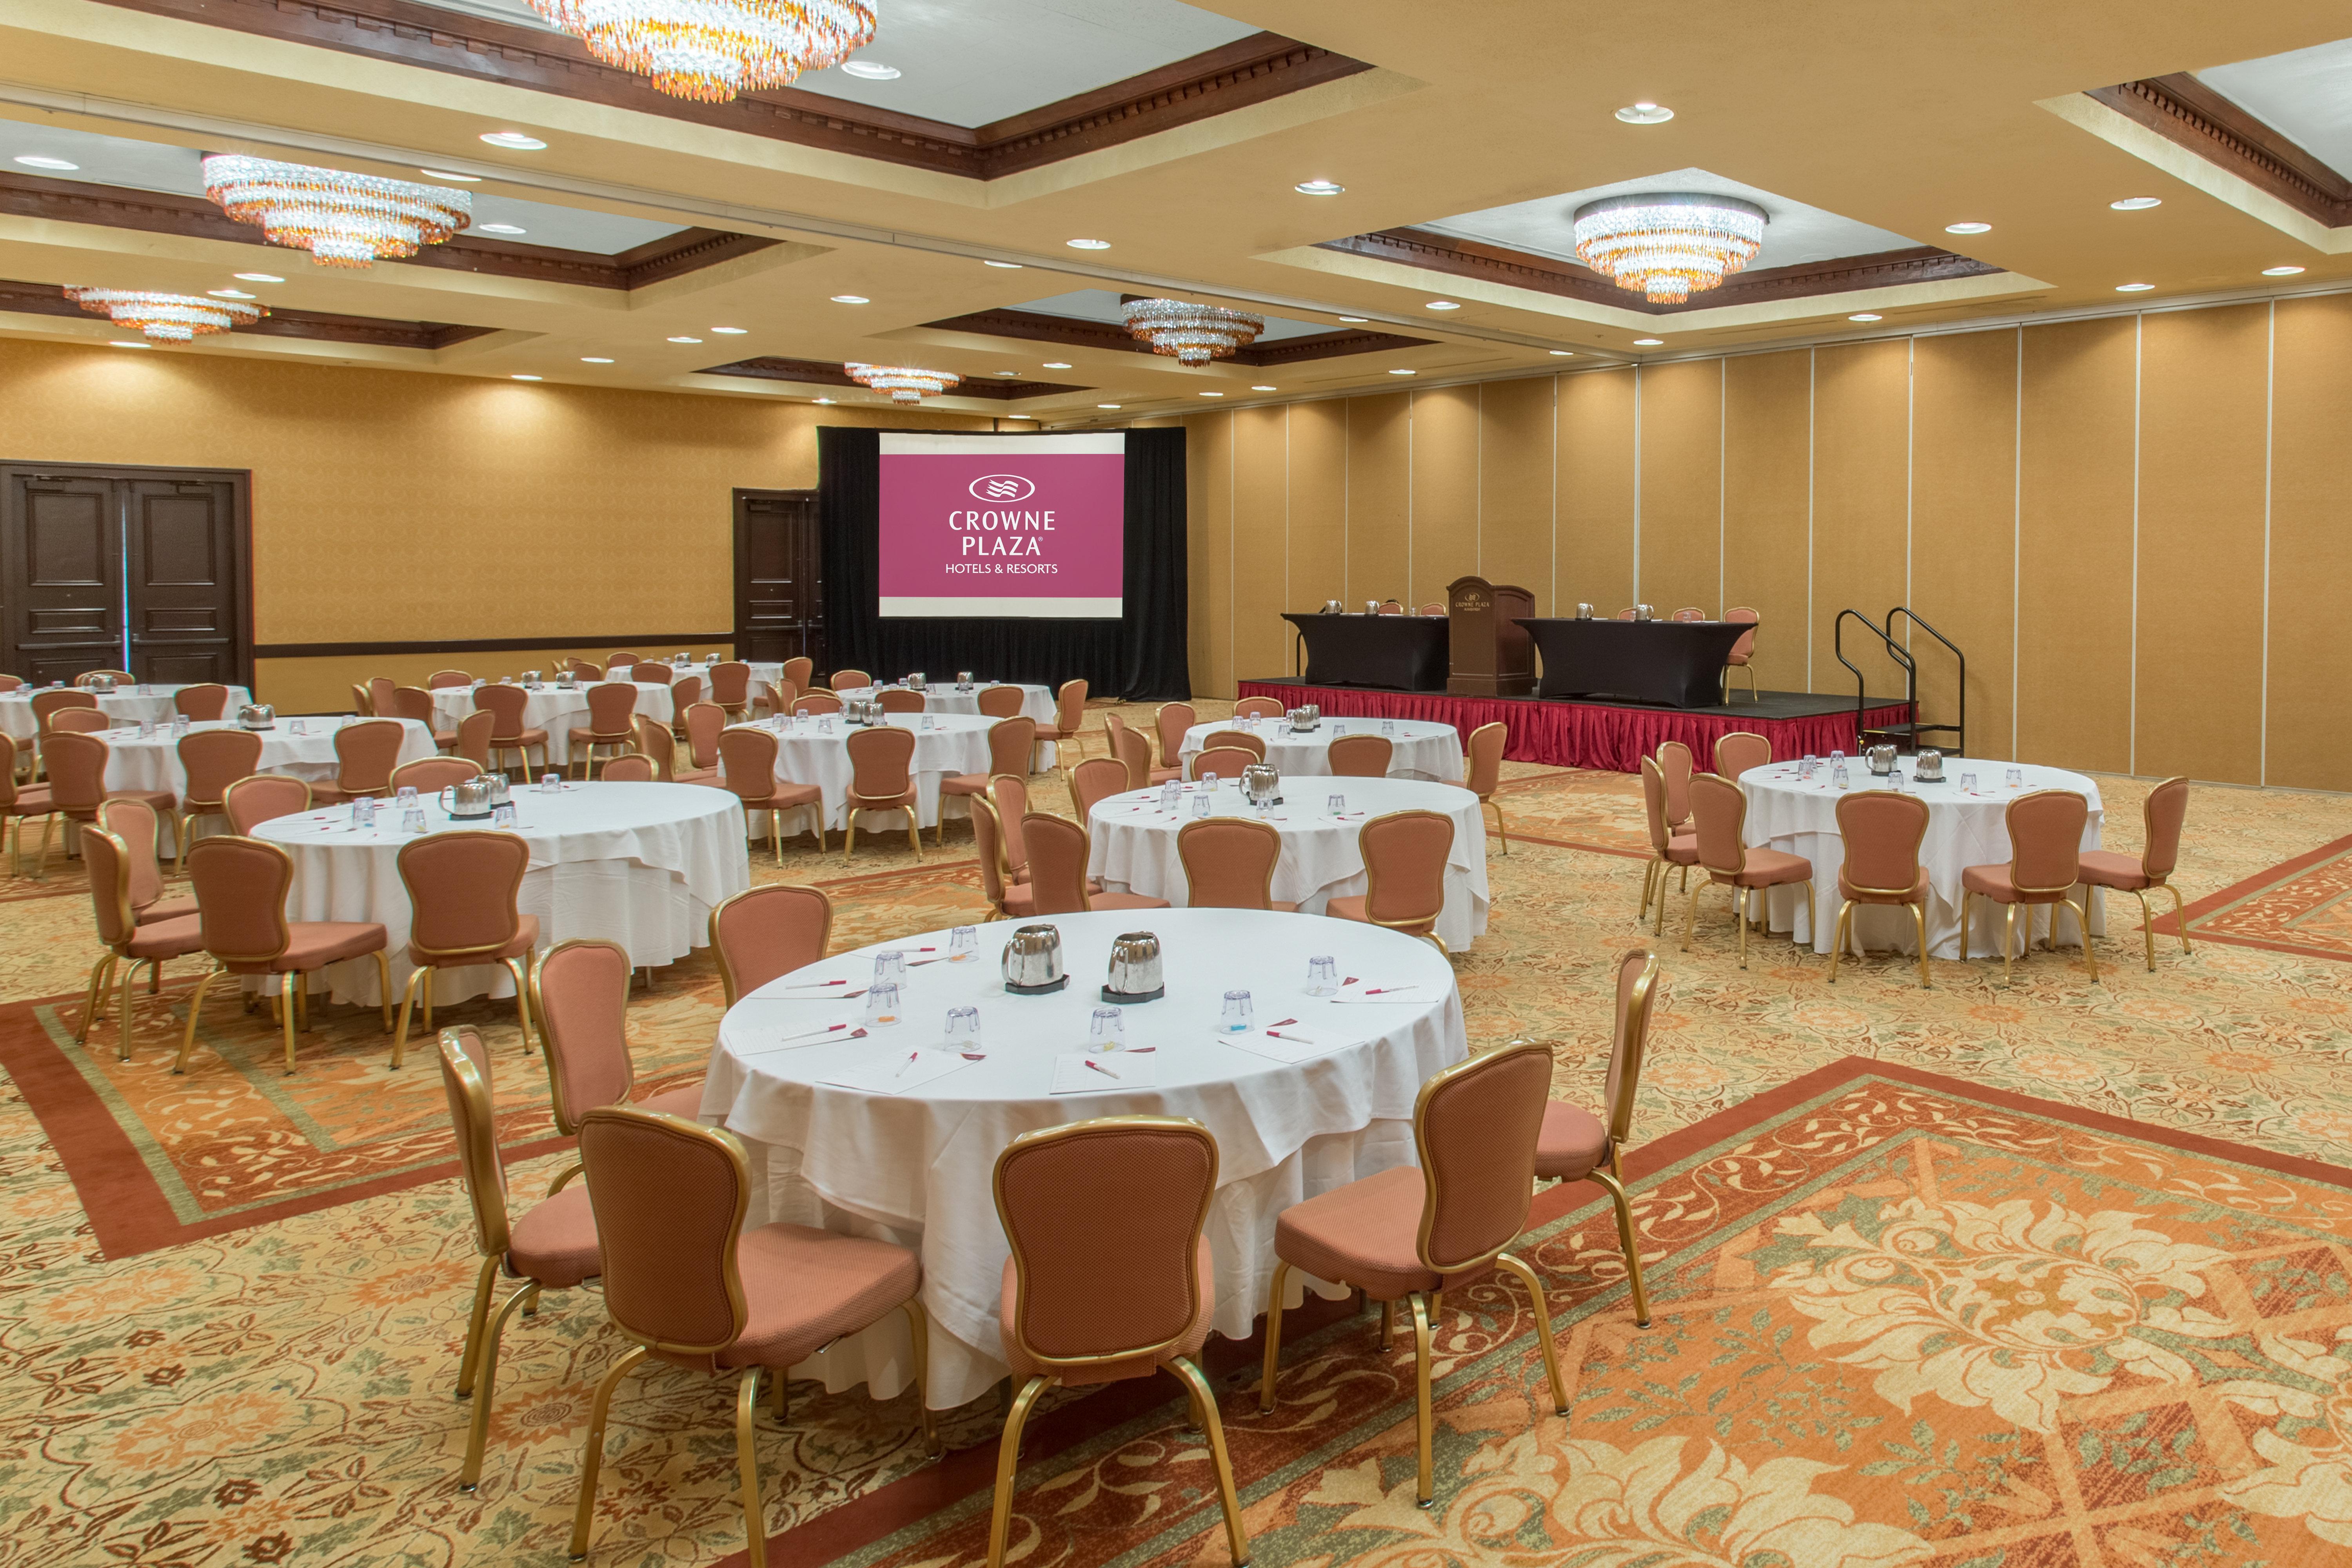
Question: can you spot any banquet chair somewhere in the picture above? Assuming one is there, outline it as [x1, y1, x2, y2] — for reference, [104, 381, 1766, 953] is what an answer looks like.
[710, 885, 833, 1005]
[435, 1028, 603, 1494]
[1615, 608, 1638, 620]
[1327, 734, 1391, 778]
[427, 670, 473, 689]
[350, 682, 373, 718]
[1451, 720, 1509, 855]
[175, 727, 264, 870]
[74, 826, 205, 1060]
[940, 718, 1036, 844]
[634, 716, 714, 785]
[391, 756, 482, 793]
[565, 659, 604, 681]
[1655, 740, 1694, 831]
[972, 800, 1033, 919]
[49, 709, 113, 735]
[534, 939, 704, 1138]
[1417, 601, 1445, 616]
[388, 685, 457, 751]
[987, 1118, 1249, 1568]
[829, 667, 872, 691]
[877, 688, 926, 714]
[98, 797, 196, 924]
[842, 724, 920, 862]
[1637, 757, 1698, 935]
[1827, 791, 1932, 988]
[223, 774, 311, 834]
[681, 702, 726, 774]
[1191, 746, 1259, 785]
[781, 656, 812, 692]
[1032, 679, 1090, 777]
[1155, 702, 1196, 771]
[77, 670, 136, 687]
[311, 719, 409, 805]
[1178, 817, 1295, 911]
[1962, 790, 2097, 984]
[0, 675, 21, 691]
[1111, 716, 1177, 789]
[1022, 813, 1168, 915]
[598, 754, 654, 781]
[718, 727, 823, 859]
[1233, 697, 1285, 720]
[453, 710, 495, 773]
[43, 732, 178, 877]
[629, 663, 673, 689]
[369, 677, 400, 716]
[174, 683, 230, 721]
[792, 690, 843, 716]
[0, 736, 58, 877]
[669, 675, 704, 728]
[1068, 757, 1132, 822]
[606, 652, 641, 670]
[1713, 731, 1771, 780]
[568, 684, 639, 779]
[1375, 600, 1404, 615]
[992, 776, 1082, 897]
[1684, 773, 1814, 969]
[31, 688, 97, 737]
[1671, 606, 1707, 622]
[1327, 809, 1453, 952]
[176, 835, 393, 1075]
[390, 829, 538, 1068]
[708, 661, 753, 720]
[567, 1106, 935, 1568]
[1721, 608, 1759, 702]
[975, 684, 1025, 719]
[1531, 950, 1660, 1327]
[472, 685, 548, 778]
[756, 679, 794, 719]
[1259, 1041, 1566, 1506]
[1198, 729, 1266, 766]
[2075, 776, 2191, 972]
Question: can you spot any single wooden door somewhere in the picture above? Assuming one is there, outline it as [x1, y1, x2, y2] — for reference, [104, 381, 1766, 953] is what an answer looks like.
[125, 475, 244, 684]
[3, 469, 124, 686]
[733, 489, 823, 667]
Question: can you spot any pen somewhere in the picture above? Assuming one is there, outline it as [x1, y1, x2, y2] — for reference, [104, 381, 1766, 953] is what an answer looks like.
[774, 1023, 850, 1046]
[1361, 985, 1415, 995]
[893, 1051, 920, 1080]
[1267, 1030, 1317, 1045]
[783, 979, 848, 989]
[1269, 1017, 1299, 1027]
[1083, 1058, 1121, 1080]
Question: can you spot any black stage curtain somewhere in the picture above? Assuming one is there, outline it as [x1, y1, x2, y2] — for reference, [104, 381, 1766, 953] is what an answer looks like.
[817, 426, 1189, 700]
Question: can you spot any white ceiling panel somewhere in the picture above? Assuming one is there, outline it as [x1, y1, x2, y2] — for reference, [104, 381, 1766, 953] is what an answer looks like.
[2197, 38, 2352, 181]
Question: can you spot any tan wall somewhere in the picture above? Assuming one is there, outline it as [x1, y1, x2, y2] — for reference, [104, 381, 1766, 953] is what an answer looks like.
[0, 337, 993, 713]
[1183, 296, 2352, 789]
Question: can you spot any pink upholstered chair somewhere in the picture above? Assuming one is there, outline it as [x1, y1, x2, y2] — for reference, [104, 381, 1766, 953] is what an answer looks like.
[1068, 756, 1131, 822]
[176, 835, 392, 1074]
[843, 724, 920, 861]
[31, 688, 97, 736]
[1327, 733, 1391, 778]
[175, 728, 263, 868]
[97, 797, 196, 924]
[1671, 606, 1707, 622]
[0, 675, 22, 692]
[435, 1027, 602, 1493]
[1233, 697, 1285, 720]
[1637, 757, 1698, 935]
[707, 661, 752, 719]
[941, 718, 1037, 843]
[988, 1118, 1249, 1568]
[598, 753, 654, 782]
[717, 727, 823, 858]
[1962, 790, 2097, 983]
[427, 669, 473, 690]
[1032, 679, 1089, 775]
[1154, 702, 1196, 771]
[630, 662, 674, 690]
[2076, 777, 2190, 971]
[386, 684, 457, 751]
[43, 733, 177, 877]
[669, 675, 705, 725]
[1023, 813, 1169, 915]
[606, 652, 642, 671]
[368, 677, 400, 716]
[223, 774, 311, 835]
[1615, 607, 1638, 620]
[350, 682, 373, 718]
[1375, 599, 1404, 615]
[1683, 772, 1814, 968]
[1197, 729, 1265, 766]
[635, 715, 715, 785]
[681, 702, 726, 773]
[1260, 1041, 1568, 1506]
[452, 710, 495, 773]
[1655, 740, 1694, 831]
[972, 799, 1033, 920]
[756, 679, 794, 719]
[390, 755, 482, 793]
[389, 830, 539, 1068]
[534, 939, 703, 1134]
[1828, 792, 1931, 987]
[0, 735, 56, 877]
[1178, 817, 1296, 911]
[1327, 809, 1453, 951]
[472, 685, 548, 778]
[1448, 720, 1509, 854]
[1417, 601, 1445, 616]
[791, 690, 843, 716]
[1191, 746, 1258, 786]
[974, 685, 1024, 720]
[75, 826, 205, 1060]
[1712, 730, 1770, 779]
[990, 775, 1035, 883]
[781, 656, 813, 691]
[565, 658, 605, 681]
[709, 885, 833, 1005]
[1532, 950, 1660, 1326]
[173, 683, 230, 721]
[1110, 717, 1175, 788]
[568, 684, 639, 779]
[827, 666, 871, 691]
[48, 708, 113, 735]
[1722, 608, 1759, 701]
[309, 719, 408, 805]
[876, 687, 926, 714]
[567, 1106, 934, 1567]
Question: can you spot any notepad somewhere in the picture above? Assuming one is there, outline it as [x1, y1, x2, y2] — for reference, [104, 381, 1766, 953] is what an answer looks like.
[1221, 1029, 1355, 1063]
[818, 1049, 971, 1095]
[1049, 1052, 1157, 1094]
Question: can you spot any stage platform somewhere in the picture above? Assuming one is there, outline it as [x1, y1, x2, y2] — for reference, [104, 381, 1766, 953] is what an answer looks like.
[1236, 679, 1914, 773]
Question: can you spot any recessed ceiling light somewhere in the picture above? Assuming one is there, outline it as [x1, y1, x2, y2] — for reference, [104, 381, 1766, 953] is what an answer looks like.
[108, 339, 152, 349]
[1337, 316, 1369, 323]
[234, 272, 283, 283]
[207, 289, 256, 300]
[1548, 349, 1575, 356]
[420, 168, 481, 182]
[1615, 102, 1674, 124]
[13, 154, 77, 171]
[830, 294, 868, 304]
[840, 60, 900, 79]
[1633, 337, 1664, 346]
[710, 326, 747, 334]
[1251, 384, 1277, 391]
[1388, 368, 1416, 376]
[1097, 403, 1122, 409]
[667, 335, 703, 343]
[1065, 238, 1112, 250]
[1945, 221, 1991, 235]
[1425, 301, 1460, 311]
[581, 356, 614, 363]
[814, 397, 835, 404]
[2110, 196, 2162, 211]
[1043, 361, 1072, 369]
[983, 260, 1023, 269]
[1847, 312, 1882, 322]
[477, 222, 527, 236]
[1294, 179, 1344, 195]
[1199, 391, 1223, 397]
[2115, 282, 2154, 292]
[2264, 265, 2307, 276]
[510, 374, 541, 381]
[995, 371, 1020, 377]
[479, 131, 546, 150]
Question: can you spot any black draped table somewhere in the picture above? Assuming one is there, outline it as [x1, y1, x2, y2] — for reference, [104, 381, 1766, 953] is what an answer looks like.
[1517, 619, 1752, 708]
[1282, 612, 1449, 692]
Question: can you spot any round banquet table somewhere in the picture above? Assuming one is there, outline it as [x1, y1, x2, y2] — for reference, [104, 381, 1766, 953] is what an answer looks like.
[733, 713, 997, 833]
[1180, 717, 1464, 783]
[1740, 757, 2106, 959]
[1087, 775, 1490, 952]
[698, 907, 1468, 1408]
[835, 682, 1057, 725]
[100, 716, 438, 799]
[427, 682, 676, 767]
[251, 781, 748, 1006]
[0, 684, 253, 741]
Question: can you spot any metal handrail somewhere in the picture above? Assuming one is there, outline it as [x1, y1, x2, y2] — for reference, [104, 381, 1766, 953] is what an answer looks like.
[1834, 609, 1914, 722]
[1885, 607, 1965, 758]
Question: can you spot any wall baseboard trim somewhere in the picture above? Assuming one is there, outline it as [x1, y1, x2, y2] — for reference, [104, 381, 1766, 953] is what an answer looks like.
[254, 634, 736, 659]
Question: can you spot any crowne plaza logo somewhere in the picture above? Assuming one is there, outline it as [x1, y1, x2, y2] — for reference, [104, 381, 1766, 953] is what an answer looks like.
[969, 474, 1036, 503]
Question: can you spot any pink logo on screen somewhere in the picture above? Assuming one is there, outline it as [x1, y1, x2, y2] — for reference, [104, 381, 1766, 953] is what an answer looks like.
[969, 474, 1036, 503]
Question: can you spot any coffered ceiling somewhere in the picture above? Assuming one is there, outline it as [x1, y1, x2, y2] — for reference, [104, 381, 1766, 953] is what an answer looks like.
[4, 0, 2352, 424]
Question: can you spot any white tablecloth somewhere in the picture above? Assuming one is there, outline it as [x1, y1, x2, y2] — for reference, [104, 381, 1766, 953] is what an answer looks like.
[1180, 717, 1464, 783]
[835, 682, 1058, 724]
[1088, 775, 1490, 951]
[0, 684, 252, 741]
[1740, 758, 2105, 958]
[101, 717, 437, 799]
[250, 781, 748, 1005]
[700, 907, 1467, 1407]
[428, 682, 676, 766]
[737, 713, 997, 832]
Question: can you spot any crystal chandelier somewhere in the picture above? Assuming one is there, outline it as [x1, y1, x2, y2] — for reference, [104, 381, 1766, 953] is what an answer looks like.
[63, 287, 267, 341]
[528, 0, 876, 103]
[844, 363, 961, 403]
[1571, 194, 1768, 304]
[1120, 297, 1266, 364]
[202, 156, 472, 268]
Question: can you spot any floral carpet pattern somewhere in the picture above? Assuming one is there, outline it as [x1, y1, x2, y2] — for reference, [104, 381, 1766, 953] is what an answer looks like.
[0, 699, 2347, 1565]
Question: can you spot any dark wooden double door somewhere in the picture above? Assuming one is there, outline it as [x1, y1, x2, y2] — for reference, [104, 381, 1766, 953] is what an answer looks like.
[0, 464, 251, 688]
[733, 488, 825, 668]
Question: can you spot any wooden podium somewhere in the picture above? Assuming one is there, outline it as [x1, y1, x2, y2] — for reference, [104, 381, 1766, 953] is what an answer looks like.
[1445, 576, 1535, 697]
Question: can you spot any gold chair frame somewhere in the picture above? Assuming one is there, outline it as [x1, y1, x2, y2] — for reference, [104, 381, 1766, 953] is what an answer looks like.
[389, 831, 538, 1069]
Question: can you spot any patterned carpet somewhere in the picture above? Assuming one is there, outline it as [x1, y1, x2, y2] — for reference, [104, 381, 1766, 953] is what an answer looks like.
[0, 701, 2348, 1566]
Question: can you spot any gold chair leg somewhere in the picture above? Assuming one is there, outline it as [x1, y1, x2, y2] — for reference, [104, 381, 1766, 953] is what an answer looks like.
[1489, 799, 1508, 857]
[2001, 905, 2016, 985]
[460, 1280, 539, 1491]
[1495, 1252, 1567, 1416]
[173, 967, 222, 1073]
[906, 816, 921, 860]
[116, 956, 147, 1062]
[2061, 896, 2099, 983]
[2128, 889, 2154, 971]
[1409, 1291, 1435, 1507]
[1168, 1356, 1252, 1566]
[1736, 888, 1750, 969]
[2167, 884, 2191, 953]
[1379, 1296, 1395, 1352]
[423, 966, 436, 1035]
[281, 972, 300, 1074]
[75, 952, 116, 1045]
[505, 955, 535, 1053]
[1257, 1259, 1291, 1412]
[174, 809, 193, 873]
[843, 807, 859, 865]
[1827, 902, 1849, 984]
[29, 814, 56, 879]
[454, 1254, 500, 1399]
[984, 1374, 1052, 1568]
[1681, 880, 1704, 951]
[567, 1343, 651, 1561]
[390, 966, 430, 1069]
[899, 1298, 940, 1454]
[1912, 902, 1930, 988]
[736, 1367, 770, 1568]
[1960, 892, 1971, 963]
[1592, 1165, 1653, 1327]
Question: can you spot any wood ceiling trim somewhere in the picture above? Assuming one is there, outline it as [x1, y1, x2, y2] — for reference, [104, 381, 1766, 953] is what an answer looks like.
[920, 307, 1432, 365]
[2087, 75, 2352, 229]
[1314, 229, 2004, 315]
[0, 277, 495, 348]
[697, 357, 1086, 399]
[85, 0, 1368, 181]
[0, 170, 774, 289]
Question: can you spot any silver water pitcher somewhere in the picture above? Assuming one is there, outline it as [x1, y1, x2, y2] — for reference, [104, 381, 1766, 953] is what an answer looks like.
[1912, 748, 1947, 782]
[1631, 604, 1656, 622]
[1103, 931, 1164, 1004]
[1288, 704, 1320, 732]
[1576, 603, 1595, 619]
[85, 673, 118, 693]
[1002, 923, 1067, 995]
[1242, 761, 1282, 807]
[1321, 599, 1342, 613]
[907, 672, 927, 691]
[1865, 744, 1899, 775]
[238, 702, 276, 730]
[441, 778, 496, 819]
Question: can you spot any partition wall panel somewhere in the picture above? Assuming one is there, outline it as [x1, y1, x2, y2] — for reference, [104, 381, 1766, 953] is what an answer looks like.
[1285, 400, 1349, 622]
[1721, 350, 1814, 699]
[1231, 407, 1291, 691]
[1408, 385, 1481, 608]
[1478, 374, 1556, 610]
[2266, 294, 2352, 791]
[1189, 405, 1233, 697]
[1556, 368, 1637, 614]
[1910, 329, 2021, 761]
[1807, 340, 1911, 706]
[1344, 393, 1412, 610]
[1636, 359, 1725, 624]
